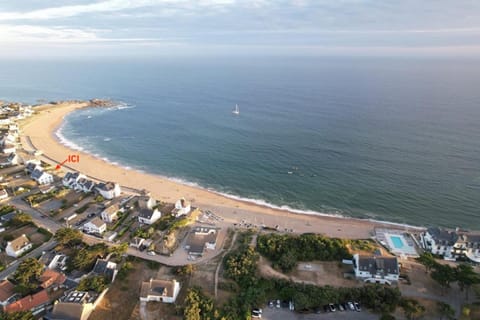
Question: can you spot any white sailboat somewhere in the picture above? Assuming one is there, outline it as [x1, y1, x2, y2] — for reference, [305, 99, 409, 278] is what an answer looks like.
[232, 104, 240, 115]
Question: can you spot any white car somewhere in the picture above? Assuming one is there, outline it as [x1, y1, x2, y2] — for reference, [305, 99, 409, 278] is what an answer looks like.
[251, 310, 262, 318]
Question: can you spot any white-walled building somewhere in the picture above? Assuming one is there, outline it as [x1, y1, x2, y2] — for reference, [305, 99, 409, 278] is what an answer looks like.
[138, 208, 161, 225]
[101, 203, 123, 223]
[352, 254, 399, 284]
[83, 217, 107, 234]
[95, 182, 121, 200]
[420, 227, 458, 259]
[172, 198, 191, 217]
[31, 168, 53, 185]
[6, 234, 32, 258]
[139, 279, 180, 304]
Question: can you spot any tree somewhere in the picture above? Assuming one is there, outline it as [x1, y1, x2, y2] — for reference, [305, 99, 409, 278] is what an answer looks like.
[455, 264, 480, 300]
[380, 314, 396, 320]
[176, 264, 196, 276]
[11, 213, 32, 226]
[0, 311, 35, 320]
[54, 227, 83, 247]
[437, 301, 455, 320]
[416, 252, 438, 273]
[401, 298, 425, 320]
[184, 288, 219, 320]
[13, 258, 44, 294]
[431, 264, 456, 294]
[108, 242, 128, 258]
[77, 275, 109, 293]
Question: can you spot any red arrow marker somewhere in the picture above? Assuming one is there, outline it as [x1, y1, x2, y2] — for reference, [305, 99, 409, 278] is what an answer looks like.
[55, 158, 69, 170]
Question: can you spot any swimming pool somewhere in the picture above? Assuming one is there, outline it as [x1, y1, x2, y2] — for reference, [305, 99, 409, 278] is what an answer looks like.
[390, 235, 404, 249]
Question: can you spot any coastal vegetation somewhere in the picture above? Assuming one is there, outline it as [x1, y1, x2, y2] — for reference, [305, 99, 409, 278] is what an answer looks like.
[54, 227, 83, 247]
[0, 311, 35, 320]
[183, 231, 403, 319]
[77, 275, 109, 293]
[12, 258, 44, 295]
[256, 233, 352, 272]
[67, 243, 109, 272]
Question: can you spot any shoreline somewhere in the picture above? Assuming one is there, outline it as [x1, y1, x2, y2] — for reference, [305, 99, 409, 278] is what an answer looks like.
[21, 101, 425, 239]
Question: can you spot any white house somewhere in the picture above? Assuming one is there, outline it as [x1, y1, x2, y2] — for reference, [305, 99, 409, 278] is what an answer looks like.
[138, 208, 161, 225]
[75, 178, 95, 193]
[101, 203, 123, 223]
[0, 152, 18, 166]
[139, 279, 180, 304]
[452, 233, 480, 263]
[185, 227, 218, 256]
[6, 234, 32, 258]
[172, 198, 191, 217]
[0, 188, 9, 200]
[420, 227, 458, 259]
[138, 195, 155, 210]
[352, 254, 399, 284]
[31, 168, 53, 185]
[62, 172, 86, 188]
[95, 182, 121, 200]
[83, 217, 107, 234]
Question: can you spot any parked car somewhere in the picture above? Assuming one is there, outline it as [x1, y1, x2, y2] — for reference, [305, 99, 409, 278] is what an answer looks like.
[252, 308, 262, 314]
[354, 302, 361, 312]
[268, 301, 274, 308]
[328, 303, 336, 312]
[337, 303, 344, 311]
[323, 305, 329, 313]
[289, 301, 295, 311]
[276, 300, 281, 308]
[347, 301, 355, 311]
[251, 310, 261, 318]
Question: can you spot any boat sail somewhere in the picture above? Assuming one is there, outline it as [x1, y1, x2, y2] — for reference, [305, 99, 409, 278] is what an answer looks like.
[232, 104, 240, 115]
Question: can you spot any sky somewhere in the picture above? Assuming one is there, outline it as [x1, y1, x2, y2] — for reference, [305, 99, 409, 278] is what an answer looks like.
[1, 0, 480, 58]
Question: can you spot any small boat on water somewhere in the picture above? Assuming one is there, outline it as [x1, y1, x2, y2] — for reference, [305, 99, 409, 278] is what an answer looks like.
[232, 104, 240, 115]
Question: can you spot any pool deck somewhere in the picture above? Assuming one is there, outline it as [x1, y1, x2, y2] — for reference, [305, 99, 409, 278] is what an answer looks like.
[374, 228, 419, 257]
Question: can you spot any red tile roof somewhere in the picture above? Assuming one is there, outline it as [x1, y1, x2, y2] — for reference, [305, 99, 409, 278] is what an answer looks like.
[4, 289, 49, 313]
[0, 280, 15, 302]
[39, 269, 66, 289]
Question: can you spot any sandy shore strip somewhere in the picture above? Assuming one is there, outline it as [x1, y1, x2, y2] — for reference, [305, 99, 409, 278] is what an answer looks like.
[19, 102, 422, 239]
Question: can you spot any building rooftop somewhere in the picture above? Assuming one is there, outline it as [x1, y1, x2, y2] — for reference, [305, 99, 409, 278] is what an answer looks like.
[0, 280, 15, 302]
[427, 227, 459, 245]
[39, 269, 66, 289]
[85, 217, 105, 228]
[4, 289, 49, 313]
[8, 234, 30, 251]
[357, 255, 399, 276]
[138, 208, 157, 219]
[140, 279, 176, 299]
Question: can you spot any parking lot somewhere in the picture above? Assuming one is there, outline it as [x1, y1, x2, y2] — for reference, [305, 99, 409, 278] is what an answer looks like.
[260, 308, 378, 320]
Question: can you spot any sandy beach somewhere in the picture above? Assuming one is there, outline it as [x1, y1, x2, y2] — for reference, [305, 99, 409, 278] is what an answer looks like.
[20, 102, 418, 239]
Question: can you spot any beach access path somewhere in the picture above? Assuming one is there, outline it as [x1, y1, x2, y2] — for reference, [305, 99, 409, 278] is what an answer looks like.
[19, 102, 423, 241]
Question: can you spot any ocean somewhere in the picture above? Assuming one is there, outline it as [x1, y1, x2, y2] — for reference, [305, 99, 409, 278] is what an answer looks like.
[1, 56, 480, 229]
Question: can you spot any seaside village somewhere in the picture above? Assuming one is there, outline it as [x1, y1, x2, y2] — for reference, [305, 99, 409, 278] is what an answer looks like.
[0, 100, 478, 320]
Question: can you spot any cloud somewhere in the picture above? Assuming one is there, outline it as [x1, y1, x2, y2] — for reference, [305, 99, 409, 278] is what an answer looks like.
[0, 24, 173, 44]
[0, 0, 238, 21]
